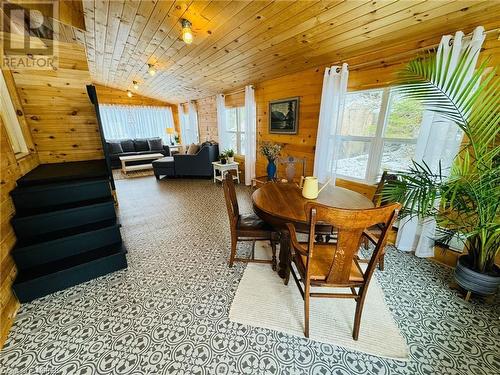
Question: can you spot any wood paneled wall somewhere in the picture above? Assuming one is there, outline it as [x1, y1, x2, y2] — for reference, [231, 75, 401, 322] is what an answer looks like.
[196, 96, 218, 143]
[10, 42, 103, 164]
[94, 84, 180, 135]
[0, 70, 39, 349]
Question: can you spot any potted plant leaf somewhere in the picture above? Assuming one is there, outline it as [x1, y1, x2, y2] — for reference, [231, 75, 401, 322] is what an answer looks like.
[224, 149, 235, 163]
[383, 48, 499, 297]
[219, 151, 227, 165]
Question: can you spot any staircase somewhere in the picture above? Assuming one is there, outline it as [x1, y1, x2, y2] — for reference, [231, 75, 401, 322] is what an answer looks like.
[10, 160, 127, 303]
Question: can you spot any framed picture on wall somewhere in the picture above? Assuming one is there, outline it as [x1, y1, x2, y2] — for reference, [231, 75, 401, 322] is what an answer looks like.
[268, 97, 299, 134]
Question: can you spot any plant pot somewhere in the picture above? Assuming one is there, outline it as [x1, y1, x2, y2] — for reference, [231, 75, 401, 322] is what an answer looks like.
[454, 255, 500, 296]
[228, 156, 234, 163]
[267, 159, 276, 181]
[220, 158, 227, 165]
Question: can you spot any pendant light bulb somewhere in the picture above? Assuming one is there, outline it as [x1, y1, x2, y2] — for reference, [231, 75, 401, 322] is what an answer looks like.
[133, 81, 139, 90]
[181, 19, 193, 45]
[147, 64, 156, 76]
[127, 90, 133, 98]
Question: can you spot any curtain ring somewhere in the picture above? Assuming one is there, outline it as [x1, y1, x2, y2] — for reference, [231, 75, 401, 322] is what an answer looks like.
[335, 67, 341, 73]
[448, 38, 454, 47]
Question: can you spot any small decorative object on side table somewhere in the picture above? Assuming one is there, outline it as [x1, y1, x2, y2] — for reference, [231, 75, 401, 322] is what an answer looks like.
[260, 142, 282, 181]
[212, 161, 240, 184]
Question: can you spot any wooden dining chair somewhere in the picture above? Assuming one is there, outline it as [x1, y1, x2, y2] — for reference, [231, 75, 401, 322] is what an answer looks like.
[286, 202, 401, 340]
[361, 171, 399, 270]
[222, 174, 278, 269]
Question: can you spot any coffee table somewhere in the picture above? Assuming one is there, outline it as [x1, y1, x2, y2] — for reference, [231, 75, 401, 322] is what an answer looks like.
[119, 153, 164, 174]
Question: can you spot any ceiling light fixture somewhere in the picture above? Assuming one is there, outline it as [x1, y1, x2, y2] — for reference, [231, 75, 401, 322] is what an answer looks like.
[181, 19, 193, 45]
[133, 81, 139, 90]
[127, 90, 133, 98]
[147, 64, 156, 76]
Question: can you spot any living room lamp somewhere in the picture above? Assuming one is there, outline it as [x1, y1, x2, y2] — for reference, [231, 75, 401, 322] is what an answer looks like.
[166, 127, 175, 145]
[181, 19, 193, 44]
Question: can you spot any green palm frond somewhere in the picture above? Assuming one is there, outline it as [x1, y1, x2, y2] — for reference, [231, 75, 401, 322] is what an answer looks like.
[382, 44, 500, 273]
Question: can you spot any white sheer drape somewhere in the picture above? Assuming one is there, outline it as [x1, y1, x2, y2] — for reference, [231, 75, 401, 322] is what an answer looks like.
[179, 101, 199, 145]
[313, 63, 349, 184]
[244, 85, 257, 186]
[395, 26, 485, 257]
[216, 94, 229, 151]
[99, 105, 174, 143]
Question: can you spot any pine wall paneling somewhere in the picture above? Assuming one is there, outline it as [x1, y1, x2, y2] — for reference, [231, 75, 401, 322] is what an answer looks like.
[0, 70, 39, 349]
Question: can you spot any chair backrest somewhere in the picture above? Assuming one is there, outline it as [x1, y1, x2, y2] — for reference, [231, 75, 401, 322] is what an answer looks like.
[305, 202, 401, 284]
[372, 171, 398, 206]
[277, 156, 306, 182]
[222, 174, 239, 233]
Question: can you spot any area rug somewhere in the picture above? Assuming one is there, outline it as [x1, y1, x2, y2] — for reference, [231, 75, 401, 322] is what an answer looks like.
[112, 169, 154, 180]
[229, 242, 409, 361]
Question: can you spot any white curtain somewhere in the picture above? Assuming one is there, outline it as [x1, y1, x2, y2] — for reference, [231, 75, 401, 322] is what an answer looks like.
[313, 63, 349, 184]
[395, 26, 485, 257]
[179, 101, 199, 145]
[244, 85, 257, 186]
[99, 104, 174, 143]
[216, 94, 229, 151]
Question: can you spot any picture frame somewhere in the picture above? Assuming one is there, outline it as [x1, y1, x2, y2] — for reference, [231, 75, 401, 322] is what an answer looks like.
[268, 97, 299, 134]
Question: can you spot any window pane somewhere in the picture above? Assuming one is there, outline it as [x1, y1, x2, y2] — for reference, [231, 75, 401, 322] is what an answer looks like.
[227, 132, 238, 152]
[341, 90, 383, 137]
[239, 133, 246, 155]
[380, 142, 417, 172]
[226, 108, 237, 131]
[238, 107, 245, 133]
[385, 91, 423, 139]
[335, 140, 370, 179]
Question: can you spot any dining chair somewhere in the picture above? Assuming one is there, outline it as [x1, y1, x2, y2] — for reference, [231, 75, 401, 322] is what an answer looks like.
[286, 201, 401, 340]
[276, 156, 306, 183]
[222, 174, 278, 269]
[361, 171, 399, 270]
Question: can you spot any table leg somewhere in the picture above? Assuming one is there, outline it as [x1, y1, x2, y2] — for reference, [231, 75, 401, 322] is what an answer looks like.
[278, 229, 291, 285]
[213, 166, 216, 183]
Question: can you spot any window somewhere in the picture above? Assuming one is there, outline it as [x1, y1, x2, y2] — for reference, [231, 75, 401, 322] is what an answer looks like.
[226, 106, 245, 155]
[0, 72, 28, 157]
[335, 87, 423, 183]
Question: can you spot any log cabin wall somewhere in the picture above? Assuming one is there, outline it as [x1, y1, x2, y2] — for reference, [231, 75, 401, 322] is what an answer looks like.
[10, 42, 103, 164]
[93, 84, 181, 137]
[0, 70, 39, 348]
[195, 96, 217, 144]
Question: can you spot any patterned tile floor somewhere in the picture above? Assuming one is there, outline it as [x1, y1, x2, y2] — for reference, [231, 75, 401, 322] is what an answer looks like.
[0, 177, 499, 375]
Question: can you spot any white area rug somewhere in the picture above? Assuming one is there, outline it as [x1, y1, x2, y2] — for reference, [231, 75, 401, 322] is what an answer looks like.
[229, 242, 409, 361]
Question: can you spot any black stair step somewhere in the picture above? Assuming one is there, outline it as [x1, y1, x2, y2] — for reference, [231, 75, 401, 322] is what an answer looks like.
[11, 178, 111, 214]
[13, 243, 127, 303]
[13, 223, 122, 270]
[13, 196, 113, 217]
[16, 160, 108, 187]
[12, 199, 116, 240]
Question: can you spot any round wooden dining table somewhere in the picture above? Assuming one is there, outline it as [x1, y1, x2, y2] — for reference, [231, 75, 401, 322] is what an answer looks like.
[252, 182, 374, 281]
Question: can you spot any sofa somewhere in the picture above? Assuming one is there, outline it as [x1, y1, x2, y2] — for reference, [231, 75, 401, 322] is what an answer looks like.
[106, 138, 171, 169]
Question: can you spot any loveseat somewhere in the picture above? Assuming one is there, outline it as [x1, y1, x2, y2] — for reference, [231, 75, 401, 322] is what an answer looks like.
[106, 138, 171, 169]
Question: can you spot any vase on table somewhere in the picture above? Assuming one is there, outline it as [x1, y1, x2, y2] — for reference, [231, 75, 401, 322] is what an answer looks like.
[267, 158, 276, 181]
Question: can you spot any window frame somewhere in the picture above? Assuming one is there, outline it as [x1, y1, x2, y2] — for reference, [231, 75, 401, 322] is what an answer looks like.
[336, 87, 421, 184]
[225, 106, 245, 155]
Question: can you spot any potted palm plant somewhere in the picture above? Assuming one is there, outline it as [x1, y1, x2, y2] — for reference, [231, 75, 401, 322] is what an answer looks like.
[383, 48, 499, 296]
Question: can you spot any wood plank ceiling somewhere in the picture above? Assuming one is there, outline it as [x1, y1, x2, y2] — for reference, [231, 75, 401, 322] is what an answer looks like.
[82, 0, 500, 103]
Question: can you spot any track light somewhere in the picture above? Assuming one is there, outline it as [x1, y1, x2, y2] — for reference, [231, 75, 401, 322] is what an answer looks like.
[127, 90, 133, 98]
[147, 64, 156, 76]
[181, 19, 193, 44]
[133, 81, 139, 90]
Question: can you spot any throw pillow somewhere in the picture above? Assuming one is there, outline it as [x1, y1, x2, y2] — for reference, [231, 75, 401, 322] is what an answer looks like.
[108, 142, 123, 154]
[120, 139, 135, 152]
[178, 145, 186, 154]
[134, 138, 149, 152]
[148, 138, 163, 151]
[187, 143, 200, 155]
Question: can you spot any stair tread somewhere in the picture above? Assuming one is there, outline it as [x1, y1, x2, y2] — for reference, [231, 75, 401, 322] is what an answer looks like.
[14, 218, 119, 247]
[15, 242, 125, 284]
[17, 160, 108, 187]
[13, 197, 114, 218]
[11, 177, 109, 196]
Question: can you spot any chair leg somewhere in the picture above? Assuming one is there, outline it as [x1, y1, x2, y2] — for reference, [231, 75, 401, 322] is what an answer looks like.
[304, 282, 310, 338]
[229, 237, 237, 267]
[251, 240, 256, 260]
[353, 289, 367, 340]
[363, 237, 369, 250]
[270, 240, 277, 271]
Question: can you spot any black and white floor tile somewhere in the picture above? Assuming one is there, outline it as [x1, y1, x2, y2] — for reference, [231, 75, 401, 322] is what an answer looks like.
[0, 178, 498, 375]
